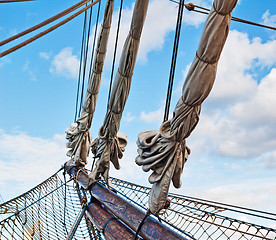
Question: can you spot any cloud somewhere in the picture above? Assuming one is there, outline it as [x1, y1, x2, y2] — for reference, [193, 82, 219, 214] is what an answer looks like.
[22, 60, 37, 81]
[123, 112, 136, 122]
[261, 10, 276, 27]
[182, 0, 211, 27]
[180, 30, 276, 163]
[0, 130, 67, 200]
[90, 0, 207, 67]
[39, 51, 52, 60]
[188, 177, 276, 213]
[140, 107, 164, 123]
[50, 47, 79, 78]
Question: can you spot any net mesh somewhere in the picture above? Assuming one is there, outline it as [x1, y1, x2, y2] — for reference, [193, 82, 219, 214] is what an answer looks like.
[109, 177, 276, 240]
[1, 171, 276, 240]
[0, 170, 102, 240]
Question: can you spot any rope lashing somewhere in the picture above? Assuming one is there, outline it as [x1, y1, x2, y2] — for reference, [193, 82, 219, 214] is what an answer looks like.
[102, 217, 117, 234]
[133, 209, 151, 240]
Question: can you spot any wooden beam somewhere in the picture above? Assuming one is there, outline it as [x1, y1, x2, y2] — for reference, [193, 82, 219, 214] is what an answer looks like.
[67, 167, 188, 240]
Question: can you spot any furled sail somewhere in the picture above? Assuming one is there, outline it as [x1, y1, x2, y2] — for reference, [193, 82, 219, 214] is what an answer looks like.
[65, 0, 115, 168]
[89, 0, 150, 184]
[136, 0, 238, 214]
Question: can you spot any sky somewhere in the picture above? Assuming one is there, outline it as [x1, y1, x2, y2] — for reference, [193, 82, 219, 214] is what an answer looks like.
[0, 0, 276, 225]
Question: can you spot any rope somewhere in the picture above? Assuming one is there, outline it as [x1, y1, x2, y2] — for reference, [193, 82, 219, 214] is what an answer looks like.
[78, 8, 89, 119]
[0, 0, 91, 47]
[75, 7, 88, 122]
[63, 170, 69, 235]
[107, 0, 124, 108]
[79, 2, 95, 118]
[169, 1, 276, 31]
[163, 0, 185, 122]
[0, 0, 101, 58]
[133, 209, 151, 240]
[102, 217, 117, 234]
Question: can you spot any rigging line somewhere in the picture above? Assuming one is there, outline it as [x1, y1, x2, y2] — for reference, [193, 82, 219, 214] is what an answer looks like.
[0, 0, 102, 58]
[169, 1, 276, 31]
[75, 8, 88, 122]
[79, 0, 101, 118]
[88, 0, 102, 80]
[78, 1, 94, 117]
[0, 0, 91, 47]
[78, 8, 90, 119]
[163, 0, 184, 122]
[107, 0, 124, 108]
[63, 171, 69, 235]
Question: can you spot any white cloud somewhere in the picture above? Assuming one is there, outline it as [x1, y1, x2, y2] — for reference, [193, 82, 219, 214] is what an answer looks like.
[0, 57, 11, 68]
[182, 0, 211, 27]
[188, 177, 276, 213]
[0, 130, 67, 200]
[91, 0, 207, 67]
[39, 51, 52, 60]
[123, 112, 136, 122]
[50, 47, 79, 78]
[261, 10, 276, 27]
[181, 30, 276, 163]
[140, 107, 164, 123]
[22, 60, 37, 81]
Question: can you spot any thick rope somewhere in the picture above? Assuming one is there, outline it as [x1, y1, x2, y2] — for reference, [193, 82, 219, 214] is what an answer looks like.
[0, 0, 91, 47]
[0, 0, 101, 58]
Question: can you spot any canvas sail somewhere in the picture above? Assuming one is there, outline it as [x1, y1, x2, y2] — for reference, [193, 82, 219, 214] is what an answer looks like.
[89, 0, 150, 184]
[136, 0, 238, 214]
[65, 0, 115, 167]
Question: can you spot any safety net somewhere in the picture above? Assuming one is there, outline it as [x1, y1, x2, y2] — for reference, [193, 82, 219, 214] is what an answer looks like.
[1, 170, 276, 240]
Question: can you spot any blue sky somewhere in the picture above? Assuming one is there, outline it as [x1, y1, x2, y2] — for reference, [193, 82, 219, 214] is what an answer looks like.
[0, 0, 276, 223]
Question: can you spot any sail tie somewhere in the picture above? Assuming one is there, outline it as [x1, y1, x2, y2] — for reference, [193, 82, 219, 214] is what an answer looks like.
[195, 51, 218, 65]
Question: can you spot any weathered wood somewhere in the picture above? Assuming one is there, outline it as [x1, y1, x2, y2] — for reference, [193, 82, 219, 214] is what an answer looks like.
[67, 167, 188, 240]
[86, 199, 140, 240]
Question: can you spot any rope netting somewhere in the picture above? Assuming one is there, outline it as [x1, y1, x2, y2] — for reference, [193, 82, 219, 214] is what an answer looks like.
[1, 171, 276, 240]
[0, 170, 102, 240]
[109, 177, 276, 240]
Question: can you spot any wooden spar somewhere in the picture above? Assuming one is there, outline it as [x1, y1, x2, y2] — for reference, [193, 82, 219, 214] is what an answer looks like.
[67, 167, 188, 240]
[87, 199, 141, 240]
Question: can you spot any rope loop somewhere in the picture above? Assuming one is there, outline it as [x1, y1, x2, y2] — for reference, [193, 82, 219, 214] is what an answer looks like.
[212, 3, 232, 16]
[134, 209, 151, 240]
[102, 217, 117, 234]
[196, 51, 218, 65]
